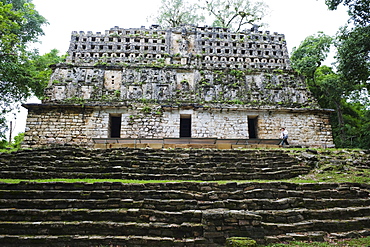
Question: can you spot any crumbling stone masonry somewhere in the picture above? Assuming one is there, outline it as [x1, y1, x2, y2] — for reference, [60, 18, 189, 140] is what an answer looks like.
[23, 25, 334, 148]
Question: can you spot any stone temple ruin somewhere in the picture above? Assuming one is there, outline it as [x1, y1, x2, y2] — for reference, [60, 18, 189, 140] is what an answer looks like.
[22, 25, 334, 148]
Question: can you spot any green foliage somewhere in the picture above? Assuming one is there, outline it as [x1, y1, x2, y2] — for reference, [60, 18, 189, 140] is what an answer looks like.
[150, 0, 268, 31]
[0, 132, 24, 153]
[263, 236, 370, 246]
[321, 0, 370, 148]
[229, 69, 245, 80]
[325, 0, 370, 26]
[0, 0, 46, 55]
[226, 237, 257, 247]
[202, 0, 269, 31]
[291, 32, 333, 80]
[141, 106, 152, 114]
[325, 0, 369, 92]
[150, 0, 205, 28]
[29, 49, 66, 97]
[335, 25, 370, 88]
[291, 31, 370, 148]
[63, 97, 85, 105]
[0, 0, 48, 139]
[114, 90, 121, 97]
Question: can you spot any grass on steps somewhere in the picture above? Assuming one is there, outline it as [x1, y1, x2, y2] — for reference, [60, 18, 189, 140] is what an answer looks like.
[1, 168, 369, 184]
[261, 236, 370, 246]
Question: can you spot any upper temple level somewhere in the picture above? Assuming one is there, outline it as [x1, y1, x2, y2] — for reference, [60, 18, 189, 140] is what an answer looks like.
[67, 25, 291, 71]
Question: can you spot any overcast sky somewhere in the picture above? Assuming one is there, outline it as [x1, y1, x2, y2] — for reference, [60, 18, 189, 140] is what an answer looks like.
[8, 0, 349, 138]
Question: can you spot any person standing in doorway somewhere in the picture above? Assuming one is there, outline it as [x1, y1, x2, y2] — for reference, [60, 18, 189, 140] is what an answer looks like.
[279, 128, 289, 146]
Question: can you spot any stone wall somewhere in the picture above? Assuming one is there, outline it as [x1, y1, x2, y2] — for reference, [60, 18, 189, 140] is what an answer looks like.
[44, 25, 314, 107]
[45, 66, 315, 108]
[66, 25, 290, 71]
[23, 104, 333, 148]
[23, 106, 93, 147]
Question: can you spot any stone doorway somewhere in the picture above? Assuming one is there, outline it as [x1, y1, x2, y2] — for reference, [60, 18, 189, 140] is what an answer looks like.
[180, 114, 191, 137]
[109, 114, 122, 138]
[248, 116, 258, 139]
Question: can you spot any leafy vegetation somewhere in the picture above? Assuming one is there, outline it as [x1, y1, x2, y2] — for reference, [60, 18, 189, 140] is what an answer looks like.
[291, 29, 370, 149]
[150, 0, 205, 28]
[261, 236, 370, 246]
[149, 0, 268, 31]
[202, 0, 268, 32]
[0, 132, 24, 153]
[325, 0, 370, 26]
[0, 0, 65, 139]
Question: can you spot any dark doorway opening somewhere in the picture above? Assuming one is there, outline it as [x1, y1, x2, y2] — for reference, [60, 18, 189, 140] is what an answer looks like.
[180, 115, 191, 137]
[248, 116, 258, 139]
[109, 114, 122, 138]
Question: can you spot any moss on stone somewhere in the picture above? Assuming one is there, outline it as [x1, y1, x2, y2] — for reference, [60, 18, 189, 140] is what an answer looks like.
[225, 237, 257, 247]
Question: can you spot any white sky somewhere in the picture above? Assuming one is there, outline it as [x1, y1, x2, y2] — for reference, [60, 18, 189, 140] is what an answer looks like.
[6, 0, 349, 139]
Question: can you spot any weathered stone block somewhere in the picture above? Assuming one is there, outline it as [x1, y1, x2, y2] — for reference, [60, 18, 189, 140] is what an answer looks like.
[217, 144, 232, 149]
[94, 144, 107, 149]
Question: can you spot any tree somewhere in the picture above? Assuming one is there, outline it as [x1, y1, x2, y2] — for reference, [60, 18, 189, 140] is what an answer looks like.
[291, 31, 370, 148]
[203, 0, 268, 31]
[335, 25, 370, 88]
[0, 49, 64, 139]
[290, 32, 333, 81]
[150, 0, 268, 31]
[325, 0, 370, 26]
[325, 0, 369, 89]
[0, 0, 48, 138]
[151, 0, 205, 28]
[0, 0, 46, 56]
[324, 0, 370, 148]
[28, 49, 66, 98]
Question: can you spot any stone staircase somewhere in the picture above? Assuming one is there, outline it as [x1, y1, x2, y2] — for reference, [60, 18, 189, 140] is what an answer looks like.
[0, 182, 369, 246]
[0, 147, 369, 246]
[0, 147, 315, 180]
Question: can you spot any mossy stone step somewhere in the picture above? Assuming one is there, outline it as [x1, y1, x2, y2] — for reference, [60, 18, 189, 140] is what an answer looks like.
[0, 221, 204, 238]
[0, 208, 203, 223]
[0, 235, 209, 247]
[256, 206, 370, 223]
[262, 217, 370, 235]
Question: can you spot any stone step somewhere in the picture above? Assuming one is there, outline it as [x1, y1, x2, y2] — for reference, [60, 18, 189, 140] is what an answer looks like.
[327, 229, 370, 239]
[0, 182, 368, 199]
[0, 169, 309, 180]
[264, 229, 370, 244]
[1, 197, 369, 211]
[0, 208, 202, 224]
[0, 221, 204, 239]
[262, 216, 370, 236]
[264, 231, 326, 243]
[2, 155, 294, 165]
[1, 160, 300, 170]
[0, 235, 210, 247]
[256, 206, 370, 223]
[0, 186, 367, 200]
[0, 181, 354, 191]
[1, 161, 302, 172]
[0, 189, 196, 200]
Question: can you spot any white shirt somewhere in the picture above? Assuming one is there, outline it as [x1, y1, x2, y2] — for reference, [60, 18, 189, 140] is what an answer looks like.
[280, 130, 288, 139]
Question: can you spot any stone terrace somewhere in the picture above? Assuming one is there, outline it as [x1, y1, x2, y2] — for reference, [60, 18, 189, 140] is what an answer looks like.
[0, 182, 369, 246]
[0, 147, 315, 180]
[0, 147, 369, 246]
